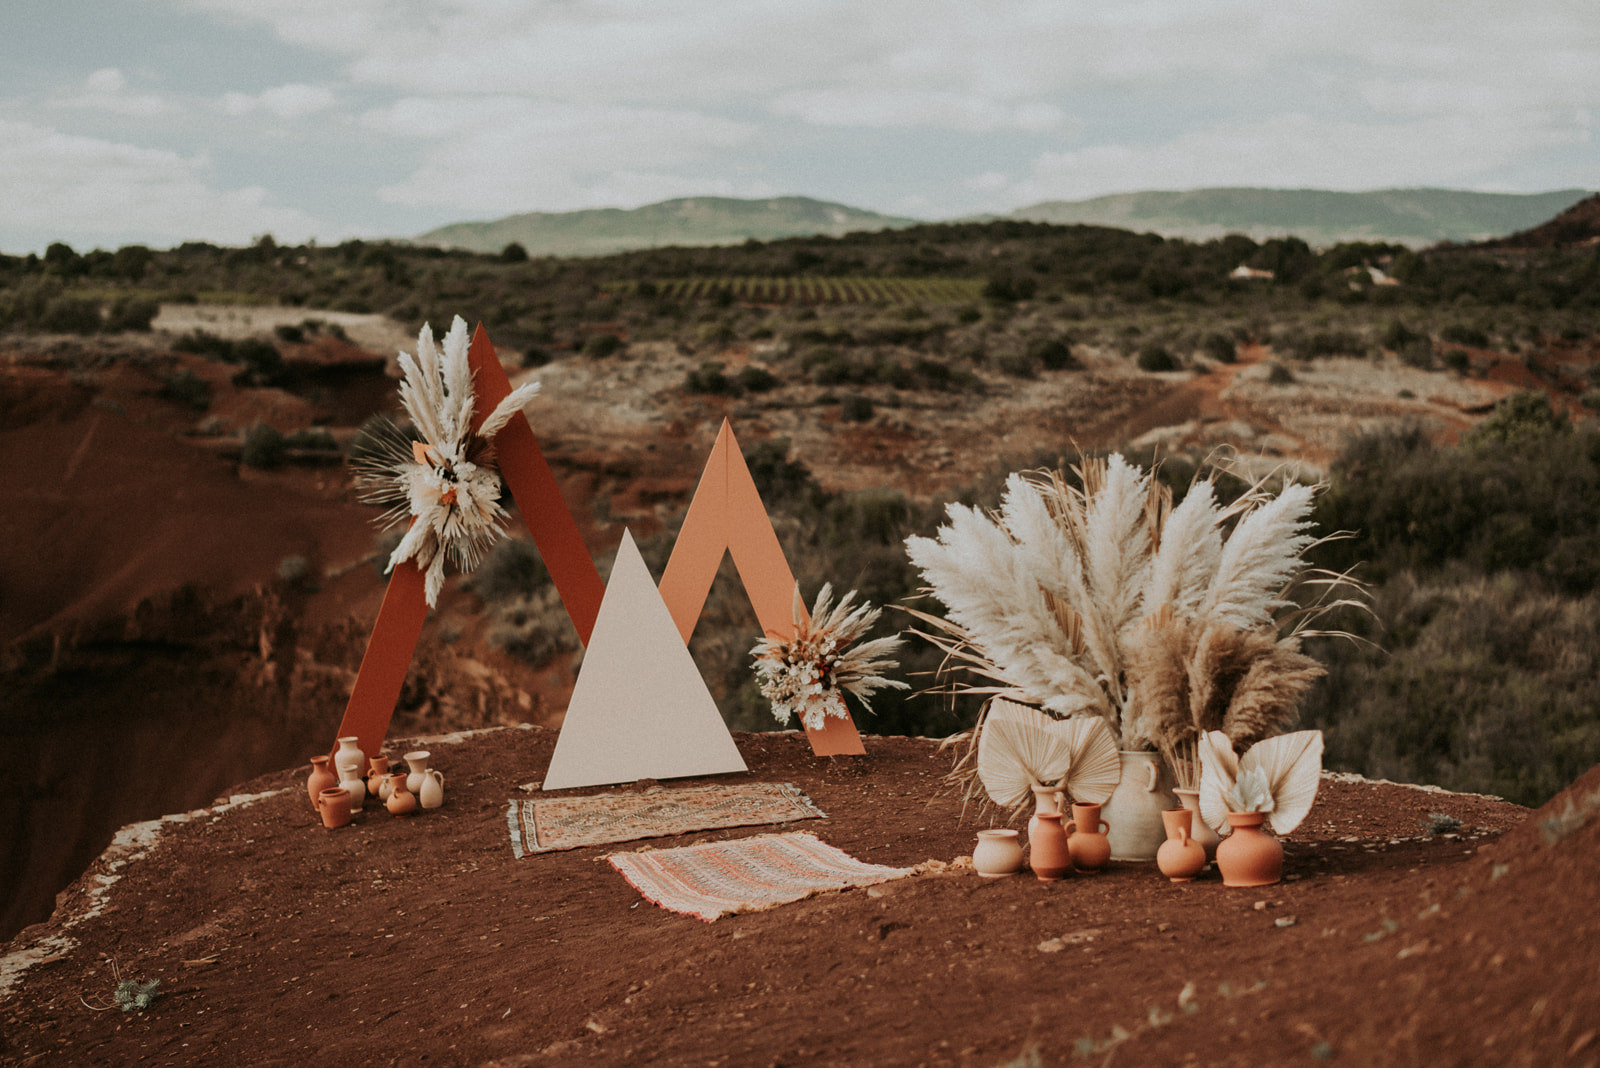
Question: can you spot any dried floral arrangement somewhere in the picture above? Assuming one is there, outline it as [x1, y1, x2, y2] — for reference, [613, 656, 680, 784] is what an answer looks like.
[905, 453, 1360, 799]
[1198, 729, 1324, 835]
[751, 583, 909, 731]
[355, 317, 542, 606]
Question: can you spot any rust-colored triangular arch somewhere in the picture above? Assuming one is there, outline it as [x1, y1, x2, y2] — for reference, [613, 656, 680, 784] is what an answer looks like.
[331, 325, 606, 759]
[658, 419, 866, 756]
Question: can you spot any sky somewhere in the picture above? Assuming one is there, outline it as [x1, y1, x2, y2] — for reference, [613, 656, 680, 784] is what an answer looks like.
[1, 0, 1596, 254]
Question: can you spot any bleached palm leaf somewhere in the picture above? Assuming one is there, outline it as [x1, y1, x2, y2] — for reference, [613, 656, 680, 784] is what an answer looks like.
[976, 699, 1080, 809]
[1240, 730, 1323, 836]
[1061, 716, 1122, 804]
[1196, 730, 1240, 834]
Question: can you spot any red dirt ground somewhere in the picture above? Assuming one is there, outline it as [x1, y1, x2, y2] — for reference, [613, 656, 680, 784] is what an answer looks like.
[4, 727, 1597, 1068]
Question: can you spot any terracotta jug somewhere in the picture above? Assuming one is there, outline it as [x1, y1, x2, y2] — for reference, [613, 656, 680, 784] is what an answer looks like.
[333, 736, 366, 782]
[367, 755, 391, 799]
[1156, 808, 1207, 883]
[1028, 812, 1071, 881]
[972, 829, 1024, 877]
[306, 756, 337, 811]
[418, 768, 445, 810]
[316, 787, 352, 829]
[404, 750, 432, 794]
[1101, 751, 1178, 861]
[1065, 802, 1111, 873]
[1216, 812, 1283, 887]
[1173, 788, 1221, 861]
[386, 773, 419, 816]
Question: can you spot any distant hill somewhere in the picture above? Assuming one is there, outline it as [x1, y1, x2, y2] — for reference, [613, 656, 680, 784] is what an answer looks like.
[1476, 193, 1600, 250]
[1006, 188, 1594, 248]
[415, 196, 922, 257]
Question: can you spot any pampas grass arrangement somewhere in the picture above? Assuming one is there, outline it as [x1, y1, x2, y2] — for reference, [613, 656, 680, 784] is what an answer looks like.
[906, 453, 1360, 798]
[354, 316, 542, 607]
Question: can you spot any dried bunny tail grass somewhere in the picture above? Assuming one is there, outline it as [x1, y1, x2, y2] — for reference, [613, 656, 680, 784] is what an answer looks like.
[1220, 639, 1326, 750]
[1186, 624, 1278, 734]
[1120, 617, 1195, 754]
[1198, 480, 1319, 631]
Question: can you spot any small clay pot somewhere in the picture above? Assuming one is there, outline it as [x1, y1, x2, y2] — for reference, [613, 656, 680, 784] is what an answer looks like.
[972, 829, 1024, 877]
[316, 787, 352, 829]
[1173, 788, 1221, 861]
[1066, 802, 1112, 874]
[1216, 811, 1283, 887]
[306, 756, 337, 812]
[386, 773, 419, 816]
[1156, 807, 1207, 883]
[367, 755, 391, 799]
[1028, 812, 1071, 881]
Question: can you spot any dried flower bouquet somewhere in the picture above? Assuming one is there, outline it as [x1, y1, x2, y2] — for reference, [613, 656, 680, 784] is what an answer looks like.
[905, 453, 1359, 795]
[354, 316, 542, 607]
[751, 583, 909, 731]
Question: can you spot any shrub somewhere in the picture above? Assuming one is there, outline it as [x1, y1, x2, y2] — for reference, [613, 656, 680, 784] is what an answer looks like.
[273, 323, 305, 343]
[982, 273, 1036, 302]
[39, 297, 102, 334]
[582, 332, 623, 358]
[105, 297, 158, 332]
[684, 361, 740, 395]
[736, 365, 779, 393]
[240, 423, 286, 469]
[1441, 348, 1470, 372]
[1027, 336, 1079, 371]
[995, 352, 1037, 378]
[840, 395, 874, 422]
[160, 369, 212, 410]
[1202, 332, 1236, 363]
[1136, 344, 1176, 372]
[1264, 361, 1296, 384]
[1441, 323, 1490, 348]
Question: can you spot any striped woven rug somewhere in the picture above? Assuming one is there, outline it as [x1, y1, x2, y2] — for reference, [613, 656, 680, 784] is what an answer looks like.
[608, 832, 913, 921]
[508, 782, 824, 857]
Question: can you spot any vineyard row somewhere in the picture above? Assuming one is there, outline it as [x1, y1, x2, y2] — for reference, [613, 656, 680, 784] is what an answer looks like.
[610, 276, 986, 305]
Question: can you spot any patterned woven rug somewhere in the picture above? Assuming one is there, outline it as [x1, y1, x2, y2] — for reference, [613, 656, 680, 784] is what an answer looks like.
[507, 782, 825, 858]
[608, 832, 913, 921]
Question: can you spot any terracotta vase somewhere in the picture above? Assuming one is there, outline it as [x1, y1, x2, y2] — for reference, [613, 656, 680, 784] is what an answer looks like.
[306, 756, 337, 812]
[1028, 812, 1071, 881]
[418, 768, 445, 810]
[316, 787, 352, 829]
[1156, 808, 1207, 883]
[404, 751, 432, 795]
[1101, 751, 1178, 861]
[1216, 812, 1283, 887]
[1173, 788, 1221, 861]
[972, 829, 1024, 877]
[333, 736, 366, 783]
[386, 773, 419, 816]
[1065, 802, 1112, 873]
[366, 755, 391, 799]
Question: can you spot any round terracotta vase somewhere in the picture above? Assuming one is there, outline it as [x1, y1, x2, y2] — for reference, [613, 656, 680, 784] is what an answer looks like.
[1101, 751, 1178, 861]
[972, 829, 1024, 877]
[306, 756, 337, 812]
[1156, 808, 1207, 883]
[1215, 812, 1283, 887]
[316, 787, 352, 829]
[386, 773, 419, 816]
[1173, 788, 1222, 861]
[1065, 802, 1111, 874]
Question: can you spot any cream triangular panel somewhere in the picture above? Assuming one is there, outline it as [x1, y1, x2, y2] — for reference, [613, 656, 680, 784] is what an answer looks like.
[543, 530, 747, 791]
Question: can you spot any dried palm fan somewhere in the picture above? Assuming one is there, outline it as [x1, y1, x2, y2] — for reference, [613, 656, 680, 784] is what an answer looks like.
[975, 698, 1122, 810]
[1197, 729, 1323, 836]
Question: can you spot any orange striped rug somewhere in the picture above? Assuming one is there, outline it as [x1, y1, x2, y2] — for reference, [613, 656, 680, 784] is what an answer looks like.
[608, 832, 913, 921]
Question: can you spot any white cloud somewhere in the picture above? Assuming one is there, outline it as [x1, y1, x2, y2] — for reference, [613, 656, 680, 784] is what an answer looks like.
[221, 83, 337, 119]
[771, 89, 1068, 134]
[1006, 111, 1595, 206]
[0, 119, 325, 249]
[55, 68, 177, 119]
[367, 97, 757, 213]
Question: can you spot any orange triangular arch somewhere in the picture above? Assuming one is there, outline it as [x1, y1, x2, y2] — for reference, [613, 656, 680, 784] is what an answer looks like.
[658, 419, 866, 756]
[331, 325, 606, 758]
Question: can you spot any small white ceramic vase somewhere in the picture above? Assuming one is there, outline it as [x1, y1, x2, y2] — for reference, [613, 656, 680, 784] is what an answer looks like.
[418, 768, 445, 810]
[404, 750, 431, 795]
